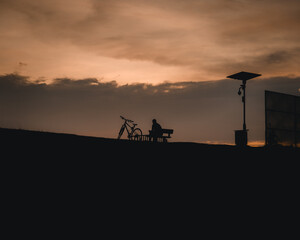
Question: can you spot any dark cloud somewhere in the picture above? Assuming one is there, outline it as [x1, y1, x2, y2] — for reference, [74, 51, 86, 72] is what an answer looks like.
[1, 73, 299, 144]
[261, 50, 300, 65]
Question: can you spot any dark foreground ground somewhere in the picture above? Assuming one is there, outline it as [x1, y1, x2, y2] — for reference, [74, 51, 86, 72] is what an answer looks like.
[2, 127, 299, 230]
[2, 127, 299, 194]
[1, 127, 299, 160]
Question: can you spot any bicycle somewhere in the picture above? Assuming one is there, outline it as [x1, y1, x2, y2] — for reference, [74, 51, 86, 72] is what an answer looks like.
[117, 116, 143, 141]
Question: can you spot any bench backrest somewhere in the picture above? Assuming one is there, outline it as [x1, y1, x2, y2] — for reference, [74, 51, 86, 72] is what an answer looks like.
[162, 129, 173, 134]
[149, 128, 174, 139]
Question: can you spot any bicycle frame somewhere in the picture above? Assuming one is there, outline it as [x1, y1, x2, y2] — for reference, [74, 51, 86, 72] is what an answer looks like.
[118, 116, 142, 140]
[122, 120, 137, 138]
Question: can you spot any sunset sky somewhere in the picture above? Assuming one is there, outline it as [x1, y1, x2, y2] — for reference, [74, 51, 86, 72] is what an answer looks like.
[0, 0, 299, 144]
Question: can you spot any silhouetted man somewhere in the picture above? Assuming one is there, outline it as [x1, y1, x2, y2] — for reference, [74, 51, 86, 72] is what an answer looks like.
[150, 119, 163, 142]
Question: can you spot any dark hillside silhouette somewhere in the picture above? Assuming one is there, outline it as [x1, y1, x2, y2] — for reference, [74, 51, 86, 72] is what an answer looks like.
[1, 128, 298, 160]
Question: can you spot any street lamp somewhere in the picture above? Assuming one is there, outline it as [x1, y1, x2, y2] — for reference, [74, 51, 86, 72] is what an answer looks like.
[227, 71, 261, 146]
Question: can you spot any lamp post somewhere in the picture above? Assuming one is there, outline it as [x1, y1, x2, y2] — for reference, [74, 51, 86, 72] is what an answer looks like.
[239, 79, 247, 131]
[227, 71, 261, 146]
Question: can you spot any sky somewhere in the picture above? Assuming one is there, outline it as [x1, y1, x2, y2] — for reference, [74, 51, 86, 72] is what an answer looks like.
[0, 0, 300, 144]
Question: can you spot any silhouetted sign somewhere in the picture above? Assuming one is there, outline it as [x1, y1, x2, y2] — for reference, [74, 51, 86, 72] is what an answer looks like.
[265, 91, 300, 147]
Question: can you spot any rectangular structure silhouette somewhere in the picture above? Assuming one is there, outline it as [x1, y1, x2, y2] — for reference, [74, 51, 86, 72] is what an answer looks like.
[265, 91, 300, 147]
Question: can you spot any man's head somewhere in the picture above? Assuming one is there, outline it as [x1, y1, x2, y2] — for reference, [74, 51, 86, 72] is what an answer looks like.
[152, 119, 157, 124]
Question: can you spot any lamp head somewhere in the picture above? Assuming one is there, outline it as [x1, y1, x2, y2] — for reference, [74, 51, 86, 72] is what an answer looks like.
[238, 88, 242, 95]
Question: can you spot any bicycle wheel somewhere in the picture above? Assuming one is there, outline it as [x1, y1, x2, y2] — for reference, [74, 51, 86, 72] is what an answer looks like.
[131, 128, 143, 141]
[118, 125, 125, 139]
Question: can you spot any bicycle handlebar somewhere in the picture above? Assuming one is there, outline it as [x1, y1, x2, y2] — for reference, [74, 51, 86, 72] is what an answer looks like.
[120, 115, 134, 123]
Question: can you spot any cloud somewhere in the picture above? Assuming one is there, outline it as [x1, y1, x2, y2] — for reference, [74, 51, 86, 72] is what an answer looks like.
[1, 0, 300, 82]
[0, 73, 299, 143]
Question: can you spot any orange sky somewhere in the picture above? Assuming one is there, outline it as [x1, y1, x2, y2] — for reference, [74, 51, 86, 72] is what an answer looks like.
[0, 0, 299, 144]
[1, 0, 300, 84]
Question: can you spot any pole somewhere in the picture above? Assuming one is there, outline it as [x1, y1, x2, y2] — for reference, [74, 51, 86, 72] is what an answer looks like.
[242, 80, 246, 131]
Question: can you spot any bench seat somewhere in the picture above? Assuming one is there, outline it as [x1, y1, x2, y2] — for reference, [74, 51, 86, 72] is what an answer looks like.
[149, 128, 174, 142]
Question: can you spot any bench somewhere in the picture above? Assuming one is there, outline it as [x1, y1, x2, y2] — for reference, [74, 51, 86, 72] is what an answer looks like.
[149, 129, 174, 142]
